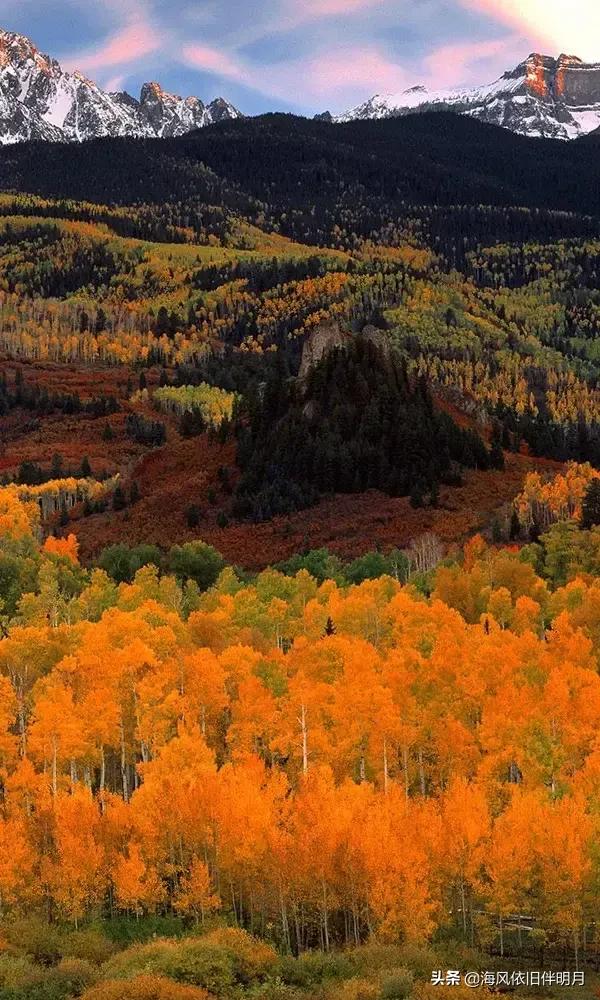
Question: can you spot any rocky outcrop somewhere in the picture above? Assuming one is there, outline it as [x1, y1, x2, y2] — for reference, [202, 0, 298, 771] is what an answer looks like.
[298, 323, 351, 380]
[298, 323, 392, 380]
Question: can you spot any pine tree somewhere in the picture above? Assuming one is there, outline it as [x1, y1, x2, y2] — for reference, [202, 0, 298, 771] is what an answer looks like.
[510, 510, 521, 541]
[95, 307, 106, 332]
[186, 505, 201, 529]
[113, 485, 127, 511]
[51, 453, 64, 478]
[410, 482, 425, 509]
[581, 479, 600, 529]
[180, 409, 204, 437]
[324, 616, 336, 636]
[490, 440, 505, 471]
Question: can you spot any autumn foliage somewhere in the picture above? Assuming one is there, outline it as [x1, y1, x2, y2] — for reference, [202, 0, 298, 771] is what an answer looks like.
[514, 461, 600, 530]
[2, 485, 600, 969]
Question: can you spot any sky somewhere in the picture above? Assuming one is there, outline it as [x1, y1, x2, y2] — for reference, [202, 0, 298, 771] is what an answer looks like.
[4, 0, 600, 116]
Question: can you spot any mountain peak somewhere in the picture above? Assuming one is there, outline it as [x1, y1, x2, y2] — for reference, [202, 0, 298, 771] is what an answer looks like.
[0, 28, 37, 53]
[0, 25, 241, 144]
[206, 97, 242, 121]
[0, 27, 58, 77]
[557, 53, 584, 65]
[140, 81, 174, 103]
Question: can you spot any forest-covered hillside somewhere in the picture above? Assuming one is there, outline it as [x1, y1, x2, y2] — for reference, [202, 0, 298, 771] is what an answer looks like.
[1, 114, 600, 255]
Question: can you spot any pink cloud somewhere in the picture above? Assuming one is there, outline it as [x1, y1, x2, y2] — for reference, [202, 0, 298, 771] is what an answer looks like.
[181, 44, 247, 83]
[64, 21, 161, 74]
[422, 35, 522, 90]
[279, 0, 390, 39]
[295, 0, 385, 17]
[301, 47, 409, 96]
[182, 41, 409, 106]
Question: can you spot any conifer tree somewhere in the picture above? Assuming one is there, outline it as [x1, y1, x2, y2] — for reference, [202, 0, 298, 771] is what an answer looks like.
[581, 479, 600, 529]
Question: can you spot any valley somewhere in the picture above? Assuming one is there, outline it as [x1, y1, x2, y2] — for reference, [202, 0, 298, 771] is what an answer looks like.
[2, 99, 600, 1000]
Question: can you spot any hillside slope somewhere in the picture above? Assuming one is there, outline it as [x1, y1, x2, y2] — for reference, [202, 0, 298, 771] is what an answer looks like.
[1, 113, 600, 235]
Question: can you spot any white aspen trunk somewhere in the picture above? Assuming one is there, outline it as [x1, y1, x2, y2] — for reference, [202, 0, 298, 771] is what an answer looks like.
[51, 740, 58, 799]
[403, 745, 409, 798]
[99, 745, 106, 811]
[383, 738, 389, 794]
[418, 747, 426, 796]
[300, 703, 308, 775]
[120, 721, 129, 803]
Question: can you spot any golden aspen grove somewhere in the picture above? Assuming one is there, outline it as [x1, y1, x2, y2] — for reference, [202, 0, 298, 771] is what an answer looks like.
[2, 473, 600, 998]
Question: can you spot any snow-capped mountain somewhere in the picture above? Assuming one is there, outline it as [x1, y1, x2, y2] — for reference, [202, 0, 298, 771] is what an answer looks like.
[0, 28, 241, 144]
[335, 53, 600, 140]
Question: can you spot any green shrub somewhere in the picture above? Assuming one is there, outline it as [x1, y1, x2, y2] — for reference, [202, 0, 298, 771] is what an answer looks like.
[101, 917, 187, 948]
[195, 929, 276, 984]
[0, 956, 96, 999]
[1, 919, 62, 965]
[349, 943, 437, 983]
[379, 968, 414, 1000]
[0, 954, 39, 990]
[54, 958, 99, 992]
[390, 945, 441, 982]
[104, 930, 275, 995]
[101, 941, 174, 979]
[98, 544, 162, 584]
[348, 946, 405, 974]
[243, 979, 301, 1000]
[61, 930, 116, 966]
[103, 940, 233, 995]
[167, 541, 225, 592]
[162, 945, 234, 993]
[277, 950, 355, 988]
[102, 941, 177, 978]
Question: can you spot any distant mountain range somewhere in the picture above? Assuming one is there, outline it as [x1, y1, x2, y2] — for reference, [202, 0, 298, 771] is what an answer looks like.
[334, 53, 600, 140]
[0, 28, 241, 143]
[2, 29, 600, 146]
